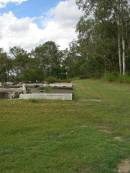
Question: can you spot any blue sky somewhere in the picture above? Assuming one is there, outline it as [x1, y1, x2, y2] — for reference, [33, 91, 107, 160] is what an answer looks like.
[0, 0, 82, 51]
[0, 0, 61, 18]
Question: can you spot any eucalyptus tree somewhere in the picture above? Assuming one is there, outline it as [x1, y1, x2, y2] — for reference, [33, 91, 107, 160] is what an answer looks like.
[33, 41, 62, 78]
[76, 0, 130, 75]
[64, 41, 83, 77]
[10, 47, 31, 81]
[0, 48, 11, 82]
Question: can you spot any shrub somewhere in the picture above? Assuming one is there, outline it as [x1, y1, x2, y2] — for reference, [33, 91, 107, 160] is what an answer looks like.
[103, 73, 130, 84]
[58, 79, 72, 83]
[117, 75, 130, 83]
[80, 75, 90, 80]
[45, 77, 71, 83]
[103, 73, 118, 82]
[45, 77, 58, 83]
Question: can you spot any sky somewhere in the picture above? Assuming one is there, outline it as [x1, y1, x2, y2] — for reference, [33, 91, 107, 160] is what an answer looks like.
[0, 0, 82, 51]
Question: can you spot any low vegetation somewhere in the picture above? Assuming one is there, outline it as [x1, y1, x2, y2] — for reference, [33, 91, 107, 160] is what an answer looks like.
[0, 80, 130, 173]
[103, 73, 130, 83]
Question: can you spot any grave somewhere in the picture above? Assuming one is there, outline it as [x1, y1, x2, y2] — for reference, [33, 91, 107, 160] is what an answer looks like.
[19, 93, 73, 100]
[0, 87, 23, 99]
[0, 83, 73, 100]
[20, 83, 73, 100]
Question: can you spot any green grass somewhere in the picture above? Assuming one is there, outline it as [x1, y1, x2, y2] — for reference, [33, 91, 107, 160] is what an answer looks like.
[0, 79, 130, 173]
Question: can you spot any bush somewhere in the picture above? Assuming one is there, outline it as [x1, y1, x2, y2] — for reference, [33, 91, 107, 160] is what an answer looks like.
[103, 73, 130, 84]
[117, 75, 130, 83]
[80, 75, 91, 80]
[45, 77, 57, 83]
[58, 79, 72, 83]
[45, 77, 71, 83]
[103, 73, 118, 82]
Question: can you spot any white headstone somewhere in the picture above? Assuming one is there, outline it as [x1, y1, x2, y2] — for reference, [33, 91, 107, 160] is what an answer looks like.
[22, 84, 26, 94]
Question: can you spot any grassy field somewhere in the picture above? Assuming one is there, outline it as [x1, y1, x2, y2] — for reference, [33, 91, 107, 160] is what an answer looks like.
[0, 80, 130, 173]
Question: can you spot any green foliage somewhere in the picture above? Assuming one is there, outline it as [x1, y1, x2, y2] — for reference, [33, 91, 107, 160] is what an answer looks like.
[103, 73, 118, 82]
[44, 86, 52, 93]
[45, 76, 58, 83]
[7, 42, 67, 82]
[45, 76, 71, 83]
[33, 41, 62, 79]
[103, 73, 130, 83]
[118, 75, 130, 83]
[0, 48, 11, 82]
[21, 68, 44, 82]
[75, 0, 130, 77]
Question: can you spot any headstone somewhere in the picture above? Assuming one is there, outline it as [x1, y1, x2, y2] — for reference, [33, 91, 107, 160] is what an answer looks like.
[22, 84, 27, 94]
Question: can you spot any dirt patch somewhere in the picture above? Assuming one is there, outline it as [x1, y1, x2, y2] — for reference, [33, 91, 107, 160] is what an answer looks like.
[114, 136, 123, 142]
[87, 99, 102, 102]
[80, 125, 89, 128]
[118, 159, 130, 173]
[78, 165, 93, 173]
[99, 129, 112, 134]
[80, 98, 102, 103]
[97, 126, 112, 134]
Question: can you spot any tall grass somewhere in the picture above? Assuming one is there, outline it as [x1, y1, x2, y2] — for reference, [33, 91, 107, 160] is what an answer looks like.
[103, 73, 130, 83]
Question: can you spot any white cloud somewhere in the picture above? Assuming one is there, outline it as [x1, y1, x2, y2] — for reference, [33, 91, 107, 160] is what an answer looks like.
[0, 0, 82, 51]
[0, 0, 27, 8]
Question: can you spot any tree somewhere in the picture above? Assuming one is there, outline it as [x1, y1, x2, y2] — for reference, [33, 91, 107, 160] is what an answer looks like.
[33, 41, 62, 79]
[76, 0, 130, 76]
[10, 47, 44, 82]
[0, 48, 11, 82]
[10, 47, 30, 80]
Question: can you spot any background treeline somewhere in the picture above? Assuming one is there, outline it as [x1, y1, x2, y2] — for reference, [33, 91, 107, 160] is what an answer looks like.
[1, 0, 130, 82]
[0, 42, 70, 82]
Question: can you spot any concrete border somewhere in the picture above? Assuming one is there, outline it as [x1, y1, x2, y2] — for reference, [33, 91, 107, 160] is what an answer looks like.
[19, 93, 73, 100]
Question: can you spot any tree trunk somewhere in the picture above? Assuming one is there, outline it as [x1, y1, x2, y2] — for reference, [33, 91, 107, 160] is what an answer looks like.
[118, 22, 122, 75]
[122, 36, 126, 75]
[117, 0, 122, 75]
